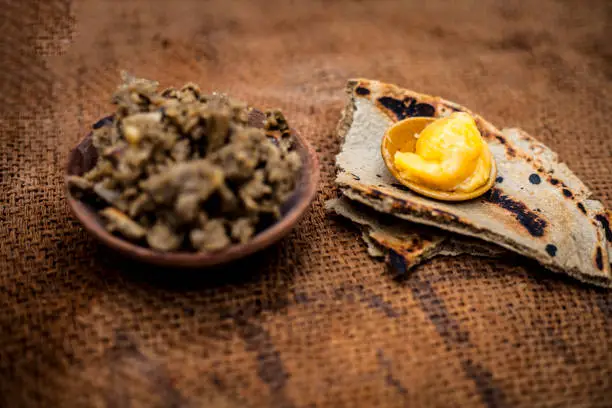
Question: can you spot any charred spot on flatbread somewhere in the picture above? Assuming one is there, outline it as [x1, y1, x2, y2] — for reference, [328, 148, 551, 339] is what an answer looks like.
[482, 188, 547, 237]
[387, 249, 410, 280]
[376, 96, 436, 121]
[529, 174, 541, 185]
[505, 146, 517, 158]
[545, 244, 557, 257]
[355, 86, 371, 96]
[595, 247, 604, 270]
[594, 213, 612, 241]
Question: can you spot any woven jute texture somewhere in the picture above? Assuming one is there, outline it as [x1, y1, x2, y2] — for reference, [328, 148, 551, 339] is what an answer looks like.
[1, 0, 611, 407]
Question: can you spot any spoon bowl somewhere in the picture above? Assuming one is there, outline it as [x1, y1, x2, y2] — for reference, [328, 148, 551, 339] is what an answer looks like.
[381, 116, 496, 202]
[65, 113, 319, 268]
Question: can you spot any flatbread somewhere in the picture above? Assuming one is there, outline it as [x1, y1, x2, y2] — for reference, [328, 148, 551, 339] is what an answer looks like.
[335, 79, 612, 288]
[326, 197, 505, 277]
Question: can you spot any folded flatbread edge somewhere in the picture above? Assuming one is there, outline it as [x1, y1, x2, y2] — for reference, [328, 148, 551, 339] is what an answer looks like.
[326, 197, 506, 278]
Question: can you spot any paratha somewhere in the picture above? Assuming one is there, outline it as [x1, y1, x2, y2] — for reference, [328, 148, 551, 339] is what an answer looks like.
[326, 197, 505, 278]
[335, 79, 611, 288]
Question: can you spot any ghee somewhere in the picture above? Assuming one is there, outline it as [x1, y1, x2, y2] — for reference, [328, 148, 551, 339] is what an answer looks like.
[381, 112, 496, 201]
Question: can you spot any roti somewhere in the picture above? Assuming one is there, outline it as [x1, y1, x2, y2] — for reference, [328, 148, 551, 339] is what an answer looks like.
[327, 197, 505, 277]
[335, 78, 612, 288]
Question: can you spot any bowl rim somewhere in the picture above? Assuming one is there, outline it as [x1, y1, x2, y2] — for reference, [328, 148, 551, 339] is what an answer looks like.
[65, 116, 320, 268]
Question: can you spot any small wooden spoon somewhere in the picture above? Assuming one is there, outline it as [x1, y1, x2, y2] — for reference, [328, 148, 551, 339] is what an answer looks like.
[65, 111, 319, 268]
[381, 116, 496, 202]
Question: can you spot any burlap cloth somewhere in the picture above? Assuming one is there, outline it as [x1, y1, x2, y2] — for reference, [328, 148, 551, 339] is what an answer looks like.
[1, 0, 611, 406]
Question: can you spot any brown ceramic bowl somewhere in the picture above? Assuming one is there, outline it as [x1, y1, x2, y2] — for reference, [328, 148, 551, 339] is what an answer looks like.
[65, 113, 319, 268]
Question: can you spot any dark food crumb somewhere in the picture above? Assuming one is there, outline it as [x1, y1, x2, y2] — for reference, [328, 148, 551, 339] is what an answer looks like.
[68, 72, 302, 252]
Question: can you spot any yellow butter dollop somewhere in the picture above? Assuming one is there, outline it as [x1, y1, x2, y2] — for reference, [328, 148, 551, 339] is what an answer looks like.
[393, 112, 492, 193]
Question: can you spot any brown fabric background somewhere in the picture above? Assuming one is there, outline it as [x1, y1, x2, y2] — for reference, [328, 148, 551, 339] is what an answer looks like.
[1, 0, 611, 407]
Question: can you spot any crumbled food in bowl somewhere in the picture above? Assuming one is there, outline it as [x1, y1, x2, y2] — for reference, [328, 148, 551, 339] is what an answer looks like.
[68, 73, 302, 252]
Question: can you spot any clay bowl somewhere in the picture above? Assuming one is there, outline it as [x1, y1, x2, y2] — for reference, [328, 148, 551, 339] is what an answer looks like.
[65, 112, 319, 268]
